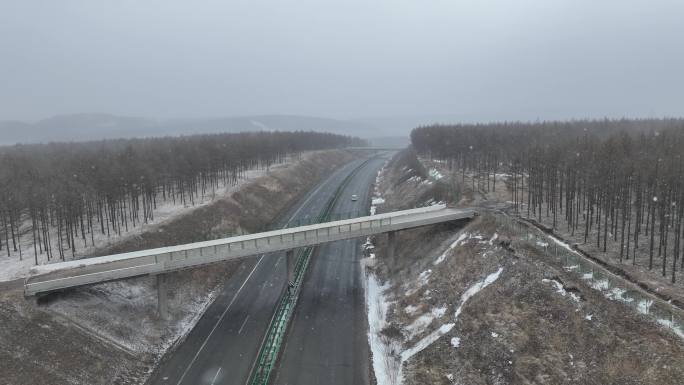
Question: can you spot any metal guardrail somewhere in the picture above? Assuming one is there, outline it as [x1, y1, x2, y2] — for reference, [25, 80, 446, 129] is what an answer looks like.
[247, 155, 370, 385]
[266, 210, 365, 230]
[248, 246, 313, 384]
[25, 207, 473, 296]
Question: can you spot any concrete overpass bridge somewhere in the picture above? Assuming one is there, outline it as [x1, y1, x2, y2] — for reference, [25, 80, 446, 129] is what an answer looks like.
[25, 205, 476, 317]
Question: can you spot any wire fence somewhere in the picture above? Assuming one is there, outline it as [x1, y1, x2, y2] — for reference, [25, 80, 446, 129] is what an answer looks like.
[494, 213, 684, 340]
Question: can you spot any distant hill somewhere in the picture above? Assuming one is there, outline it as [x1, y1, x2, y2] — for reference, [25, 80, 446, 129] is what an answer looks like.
[0, 114, 380, 145]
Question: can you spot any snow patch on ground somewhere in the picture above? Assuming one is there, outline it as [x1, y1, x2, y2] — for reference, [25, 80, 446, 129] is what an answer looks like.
[656, 319, 684, 339]
[454, 267, 503, 319]
[405, 269, 432, 296]
[434, 233, 469, 265]
[450, 337, 461, 348]
[547, 233, 582, 255]
[370, 164, 386, 216]
[401, 323, 455, 362]
[399, 267, 504, 383]
[488, 233, 499, 245]
[542, 278, 581, 303]
[423, 198, 446, 207]
[590, 279, 610, 291]
[605, 287, 634, 303]
[428, 168, 444, 180]
[405, 306, 448, 339]
[404, 305, 419, 315]
[638, 299, 654, 315]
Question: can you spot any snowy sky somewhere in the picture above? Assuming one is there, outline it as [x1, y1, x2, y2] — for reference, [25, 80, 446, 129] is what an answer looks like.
[1, 0, 683, 123]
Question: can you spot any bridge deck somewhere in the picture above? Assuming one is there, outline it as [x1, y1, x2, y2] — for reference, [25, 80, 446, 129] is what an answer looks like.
[24, 205, 475, 296]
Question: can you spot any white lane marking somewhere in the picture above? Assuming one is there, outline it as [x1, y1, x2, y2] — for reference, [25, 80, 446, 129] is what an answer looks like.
[286, 169, 342, 221]
[238, 315, 250, 335]
[175, 162, 359, 384]
[175, 255, 265, 385]
[210, 367, 222, 385]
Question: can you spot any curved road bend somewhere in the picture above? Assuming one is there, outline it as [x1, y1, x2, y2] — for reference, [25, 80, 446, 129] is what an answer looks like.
[272, 156, 388, 385]
[147, 157, 373, 385]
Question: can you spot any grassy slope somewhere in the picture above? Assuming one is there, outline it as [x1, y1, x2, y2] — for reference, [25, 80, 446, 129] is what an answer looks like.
[370, 150, 684, 385]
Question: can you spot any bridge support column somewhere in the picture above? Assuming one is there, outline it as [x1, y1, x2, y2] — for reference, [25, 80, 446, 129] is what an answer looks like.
[387, 231, 396, 260]
[286, 249, 295, 290]
[157, 274, 168, 320]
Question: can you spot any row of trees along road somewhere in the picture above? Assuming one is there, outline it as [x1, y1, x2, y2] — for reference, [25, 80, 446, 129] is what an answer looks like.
[411, 118, 684, 283]
[0, 131, 364, 265]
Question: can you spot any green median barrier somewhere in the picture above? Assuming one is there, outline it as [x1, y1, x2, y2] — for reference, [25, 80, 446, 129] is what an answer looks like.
[248, 157, 375, 385]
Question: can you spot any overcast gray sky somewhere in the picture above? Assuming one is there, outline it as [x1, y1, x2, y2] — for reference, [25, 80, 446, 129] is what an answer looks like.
[1, 0, 683, 123]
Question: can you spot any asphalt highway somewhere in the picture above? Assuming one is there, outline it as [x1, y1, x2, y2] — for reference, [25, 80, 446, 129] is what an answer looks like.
[272, 156, 387, 385]
[147, 155, 384, 385]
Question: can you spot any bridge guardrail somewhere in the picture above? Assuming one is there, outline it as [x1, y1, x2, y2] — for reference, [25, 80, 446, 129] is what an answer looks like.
[25, 206, 473, 296]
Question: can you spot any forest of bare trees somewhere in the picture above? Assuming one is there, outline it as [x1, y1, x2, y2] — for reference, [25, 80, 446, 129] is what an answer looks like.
[0, 131, 363, 265]
[411, 118, 684, 283]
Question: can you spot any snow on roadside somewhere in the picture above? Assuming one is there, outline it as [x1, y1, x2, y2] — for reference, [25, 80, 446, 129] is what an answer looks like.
[364, 162, 403, 384]
[365, 219, 507, 381]
[157, 287, 220, 355]
[47, 279, 221, 357]
[364, 256, 402, 385]
[370, 161, 389, 217]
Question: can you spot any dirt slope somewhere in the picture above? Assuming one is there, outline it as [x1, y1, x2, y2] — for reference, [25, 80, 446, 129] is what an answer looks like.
[0, 149, 355, 385]
[367, 150, 684, 385]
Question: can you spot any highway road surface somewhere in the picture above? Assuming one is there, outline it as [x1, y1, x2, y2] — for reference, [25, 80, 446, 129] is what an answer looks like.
[147, 154, 388, 385]
[272, 156, 385, 384]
